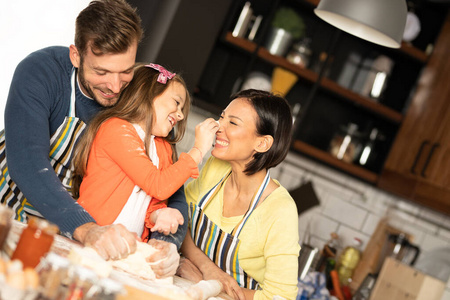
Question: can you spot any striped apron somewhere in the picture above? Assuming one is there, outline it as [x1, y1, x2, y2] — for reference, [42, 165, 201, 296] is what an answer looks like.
[189, 170, 271, 289]
[0, 69, 86, 221]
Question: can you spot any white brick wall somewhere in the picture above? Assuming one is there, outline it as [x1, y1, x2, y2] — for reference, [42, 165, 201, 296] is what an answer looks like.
[178, 106, 450, 299]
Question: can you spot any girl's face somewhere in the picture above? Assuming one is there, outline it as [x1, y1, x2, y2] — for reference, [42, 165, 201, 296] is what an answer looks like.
[151, 81, 186, 137]
[212, 98, 261, 164]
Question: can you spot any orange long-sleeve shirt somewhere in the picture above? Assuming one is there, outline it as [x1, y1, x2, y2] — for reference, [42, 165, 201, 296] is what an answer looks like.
[77, 117, 199, 234]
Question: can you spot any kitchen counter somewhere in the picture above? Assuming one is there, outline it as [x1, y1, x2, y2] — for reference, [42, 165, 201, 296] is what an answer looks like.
[2, 220, 231, 300]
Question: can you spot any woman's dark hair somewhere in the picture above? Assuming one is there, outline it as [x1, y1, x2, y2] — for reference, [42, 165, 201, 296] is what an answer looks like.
[230, 89, 293, 175]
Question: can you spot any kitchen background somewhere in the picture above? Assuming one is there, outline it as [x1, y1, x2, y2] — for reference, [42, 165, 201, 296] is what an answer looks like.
[1, 0, 449, 299]
[178, 105, 450, 299]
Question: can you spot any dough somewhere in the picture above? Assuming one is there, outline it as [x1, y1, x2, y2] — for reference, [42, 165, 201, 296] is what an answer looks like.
[67, 246, 113, 278]
[110, 241, 157, 280]
[186, 280, 223, 300]
[67, 242, 170, 282]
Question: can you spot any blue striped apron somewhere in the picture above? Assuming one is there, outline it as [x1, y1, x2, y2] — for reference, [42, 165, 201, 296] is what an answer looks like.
[189, 170, 271, 289]
[0, 69, 87, 221]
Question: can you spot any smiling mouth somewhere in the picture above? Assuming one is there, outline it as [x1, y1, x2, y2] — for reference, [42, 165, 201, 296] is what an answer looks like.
[99, 90, 117, 99]
[169, 116, 176, 127]
[215, 140, 229, 147]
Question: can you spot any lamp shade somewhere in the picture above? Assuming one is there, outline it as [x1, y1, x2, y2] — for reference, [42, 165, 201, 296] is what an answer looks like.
[314, 0, 407, 48]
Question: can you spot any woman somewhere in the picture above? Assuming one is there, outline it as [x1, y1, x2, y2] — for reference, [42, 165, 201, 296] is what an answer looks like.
[178, 89, 300, 300]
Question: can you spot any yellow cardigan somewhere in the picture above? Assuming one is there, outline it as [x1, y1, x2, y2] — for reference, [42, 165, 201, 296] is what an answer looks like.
[185, 157, 300, 300]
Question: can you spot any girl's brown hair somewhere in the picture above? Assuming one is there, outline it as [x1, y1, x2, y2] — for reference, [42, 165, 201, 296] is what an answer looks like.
[71, 63, 191, 198]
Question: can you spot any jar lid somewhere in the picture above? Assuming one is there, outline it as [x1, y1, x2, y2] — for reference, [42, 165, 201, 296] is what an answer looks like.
[28, 216, 59, 235]
[72, 265, 98, 282]
[98, 278, 124, 294]
[45, 252, 70, 269]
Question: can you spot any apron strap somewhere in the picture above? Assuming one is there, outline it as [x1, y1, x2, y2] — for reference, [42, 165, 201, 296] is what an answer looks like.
[68, 68, 77, 118]
[198, 171, 231, 209]
[199, 169, 271, 238]
[232, 170, 270, 237]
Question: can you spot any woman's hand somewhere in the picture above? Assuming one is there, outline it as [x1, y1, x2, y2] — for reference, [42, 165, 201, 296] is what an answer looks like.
[176, 257, 203, 282]
[180, 231, 245, 299]
[146, 239, 180, 278]
[151, 207, 184, 235]
[201, 264, 246, 300]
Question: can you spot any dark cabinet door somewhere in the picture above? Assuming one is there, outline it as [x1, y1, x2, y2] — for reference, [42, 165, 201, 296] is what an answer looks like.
[378, 13, 450, 214]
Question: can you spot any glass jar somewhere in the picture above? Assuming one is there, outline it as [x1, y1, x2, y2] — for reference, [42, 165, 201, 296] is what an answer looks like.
[286, 38, 312, 68]
[37, 252, 70, 299]
[65, 265, 98, 300]
[11, 216, 59, 268]
[329, 123, 363, 163]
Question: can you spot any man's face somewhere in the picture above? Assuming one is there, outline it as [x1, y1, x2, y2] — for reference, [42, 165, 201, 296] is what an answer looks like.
[69, 42, 138, 107]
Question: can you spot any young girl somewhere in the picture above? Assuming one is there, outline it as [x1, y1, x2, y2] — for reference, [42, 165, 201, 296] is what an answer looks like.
[72, 63, 219, 241]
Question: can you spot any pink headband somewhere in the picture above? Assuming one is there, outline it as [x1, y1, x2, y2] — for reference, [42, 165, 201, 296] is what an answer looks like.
[145, 63, 176, 84]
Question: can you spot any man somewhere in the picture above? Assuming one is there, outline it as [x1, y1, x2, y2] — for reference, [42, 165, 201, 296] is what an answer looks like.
[1, 0, 187, 277]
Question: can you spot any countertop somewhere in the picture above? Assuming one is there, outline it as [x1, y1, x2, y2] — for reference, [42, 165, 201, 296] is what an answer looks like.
[3, 220, 232, 300]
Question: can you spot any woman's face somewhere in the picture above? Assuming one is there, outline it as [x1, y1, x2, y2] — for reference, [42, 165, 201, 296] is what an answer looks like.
[212, 98, 261, 163]
[151, 81, 186, 137]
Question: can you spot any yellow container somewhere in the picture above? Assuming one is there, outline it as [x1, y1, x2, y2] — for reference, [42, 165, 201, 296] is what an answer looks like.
[337, 238, 362, 286]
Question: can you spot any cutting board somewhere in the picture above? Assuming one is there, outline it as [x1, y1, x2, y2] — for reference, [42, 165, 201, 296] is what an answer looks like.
[370, 257, 445, 300]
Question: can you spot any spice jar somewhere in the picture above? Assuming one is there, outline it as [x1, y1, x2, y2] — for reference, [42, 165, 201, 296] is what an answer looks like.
[11, 216, 59, 268]
[65, 265, 98, 300]
[37, 252, 70, 299]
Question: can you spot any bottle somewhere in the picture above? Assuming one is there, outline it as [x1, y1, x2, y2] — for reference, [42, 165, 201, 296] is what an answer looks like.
[337, 237, 362, 286]
[316, 232, 341, 272]
[324, 257, 336, 290]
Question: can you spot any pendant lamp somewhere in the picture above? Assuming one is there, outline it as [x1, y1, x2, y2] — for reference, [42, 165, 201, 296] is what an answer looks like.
[314, 0, 407, 48]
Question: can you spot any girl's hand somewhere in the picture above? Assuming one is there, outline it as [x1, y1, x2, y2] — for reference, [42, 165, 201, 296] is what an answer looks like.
[146, 239, 180, 278]
[190, 118, 220, 163]
[151, 207, 184, 235]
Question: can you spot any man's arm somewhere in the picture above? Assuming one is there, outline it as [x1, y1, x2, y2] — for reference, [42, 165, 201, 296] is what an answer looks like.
[5, 49, 95, 237]
[150, 185, 188, 249]
[4, 50, 138, 261]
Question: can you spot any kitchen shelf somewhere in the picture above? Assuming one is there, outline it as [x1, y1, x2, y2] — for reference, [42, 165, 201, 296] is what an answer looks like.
[303, 0, 320, 6]
[193, 0, 446, 186]
[224, 32, 404, 123]
[293, 140, 379, 183]
[399, 41, 429, 63]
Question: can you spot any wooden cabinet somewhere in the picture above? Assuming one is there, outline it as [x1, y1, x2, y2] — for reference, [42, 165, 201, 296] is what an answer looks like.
[193, 0, 449, 213]
[378, 14, 450, 214]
